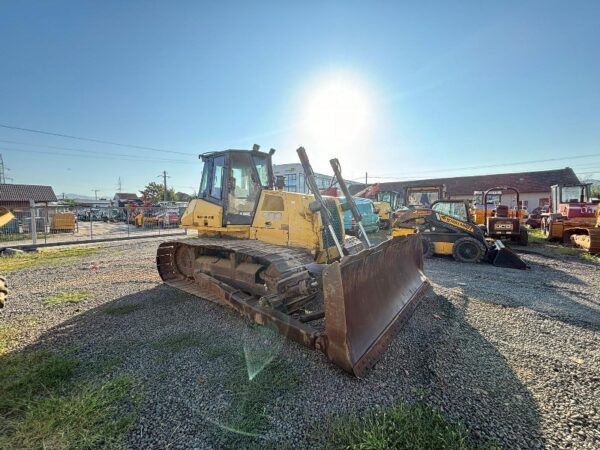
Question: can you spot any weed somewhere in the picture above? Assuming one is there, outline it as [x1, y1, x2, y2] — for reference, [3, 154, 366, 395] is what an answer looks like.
[103, 303, 143, 315]
[581, 252, 600, 263]
[44, 290, 90, 305]
[0, 247, 99, 272]
[528, 229, 599, 262]
[319, 402, 473, 450]
[154, 333, 203, 352]
[0, 351, 141, 450]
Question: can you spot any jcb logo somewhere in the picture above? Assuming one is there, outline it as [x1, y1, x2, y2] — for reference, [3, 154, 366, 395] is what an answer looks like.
[495, 223, 513, 230]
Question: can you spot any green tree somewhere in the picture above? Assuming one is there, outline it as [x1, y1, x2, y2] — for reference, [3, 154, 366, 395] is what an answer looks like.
[141, 182, 177, 203]
[591, 184, 600, 198]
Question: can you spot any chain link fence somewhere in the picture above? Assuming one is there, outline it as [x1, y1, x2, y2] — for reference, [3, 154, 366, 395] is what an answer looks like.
[0, 205, 186, 246]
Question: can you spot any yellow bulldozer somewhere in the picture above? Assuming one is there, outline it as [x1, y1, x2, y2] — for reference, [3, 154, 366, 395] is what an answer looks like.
[0, 207, 13, 307]
[157, 146, 428, 377]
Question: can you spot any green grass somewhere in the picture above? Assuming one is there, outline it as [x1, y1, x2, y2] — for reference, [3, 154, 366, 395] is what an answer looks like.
[0, 246, 99, 272]
[0, 351, 141, 450]
[103, 303, 143, 315]
[528, 229, 599, 262]
[44, 290, 90, 305]
[153, 332, 229, 358]
[319, 402, 474, 450]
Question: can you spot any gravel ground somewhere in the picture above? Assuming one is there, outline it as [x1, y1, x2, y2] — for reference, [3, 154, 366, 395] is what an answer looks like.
[2, 236, 599, 449]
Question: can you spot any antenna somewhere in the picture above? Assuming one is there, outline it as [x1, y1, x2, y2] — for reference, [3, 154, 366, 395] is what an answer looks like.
[117, 177, 122, 193]
[91, 189, 100, 200]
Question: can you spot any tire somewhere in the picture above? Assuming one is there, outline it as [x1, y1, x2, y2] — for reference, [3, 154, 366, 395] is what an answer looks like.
[518, 227, 529, 246]
[0, 276, 7, 308]
[421, 237, 434, 258]
[452, 237, 486, 263]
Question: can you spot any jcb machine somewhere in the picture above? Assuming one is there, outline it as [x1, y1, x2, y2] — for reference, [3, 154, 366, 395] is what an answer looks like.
[393, 199, 527, 269]
[156, 146, 428, 377]
[479, 187, 528, 246]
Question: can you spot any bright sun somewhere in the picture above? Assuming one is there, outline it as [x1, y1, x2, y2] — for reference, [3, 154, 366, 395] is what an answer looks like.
[302, 77, 372, 149]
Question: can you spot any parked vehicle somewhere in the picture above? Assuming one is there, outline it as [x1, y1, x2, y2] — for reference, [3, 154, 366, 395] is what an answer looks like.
[338, 197, 380, 234]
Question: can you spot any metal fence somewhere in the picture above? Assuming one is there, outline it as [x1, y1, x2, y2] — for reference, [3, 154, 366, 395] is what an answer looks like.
[0, 205, 187, 247]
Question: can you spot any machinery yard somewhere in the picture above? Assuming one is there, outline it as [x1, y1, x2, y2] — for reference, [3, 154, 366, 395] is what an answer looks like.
[1, 236, 598, 449]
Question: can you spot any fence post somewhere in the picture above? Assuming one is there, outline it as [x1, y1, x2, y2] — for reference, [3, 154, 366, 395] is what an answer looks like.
[90, 211, 93, 240]
[30, 200, 37, 245]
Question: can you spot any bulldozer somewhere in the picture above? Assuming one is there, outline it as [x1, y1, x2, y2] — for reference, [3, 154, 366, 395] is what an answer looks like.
[0, 207, 13, 308]
[392, 199, 527, 269]
[156, 146, 429, 377]
[564, 206, 600, 254]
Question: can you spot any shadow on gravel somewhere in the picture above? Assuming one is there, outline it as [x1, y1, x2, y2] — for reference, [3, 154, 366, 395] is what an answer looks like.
[428, 254, 600, 333]
[11, 281, 547, 450]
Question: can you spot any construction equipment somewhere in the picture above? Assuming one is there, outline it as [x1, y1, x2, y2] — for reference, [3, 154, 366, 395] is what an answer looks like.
[480, 187, 528, 245]
[403, 185, 446, 208]
[0, 207, 14, 228]
[156, 145, 428, 377]
[393, 199, 527, 269]
[472, 187, 527, 227]
[541, 184, 598, 248]
[562, 205, 600, 253]
[354, 183, 400, 229]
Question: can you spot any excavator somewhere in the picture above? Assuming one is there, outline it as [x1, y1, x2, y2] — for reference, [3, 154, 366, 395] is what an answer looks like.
[156, 146, 429, 377]
[0, 207, 13, 307]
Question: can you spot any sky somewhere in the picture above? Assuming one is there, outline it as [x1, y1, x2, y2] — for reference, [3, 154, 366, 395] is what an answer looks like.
[0, 0, 599, 198]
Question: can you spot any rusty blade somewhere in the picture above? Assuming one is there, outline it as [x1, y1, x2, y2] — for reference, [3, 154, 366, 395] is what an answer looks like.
[323, 234, 429, 377]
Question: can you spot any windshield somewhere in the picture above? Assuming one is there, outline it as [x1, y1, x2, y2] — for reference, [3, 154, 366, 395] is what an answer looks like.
[561, 186, 587, 203]
[407, 189, 440, 207]
[252, 154, 270, 187]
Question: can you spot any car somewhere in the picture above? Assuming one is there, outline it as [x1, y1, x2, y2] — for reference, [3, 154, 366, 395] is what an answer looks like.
[338, 197, 380, 235]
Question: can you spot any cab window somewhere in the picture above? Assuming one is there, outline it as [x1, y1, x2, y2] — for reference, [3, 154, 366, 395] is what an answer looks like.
[432, 202, 468, 222]
[210, 156, 225, 199]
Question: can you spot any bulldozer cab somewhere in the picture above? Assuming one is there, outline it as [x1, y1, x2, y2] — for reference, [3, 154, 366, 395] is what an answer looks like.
[198, 148, 275, 226]
[551, 184, 592, 206]
[403, 185, 445, 208]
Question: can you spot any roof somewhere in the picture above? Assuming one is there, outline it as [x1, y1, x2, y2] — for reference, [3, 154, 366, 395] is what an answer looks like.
[349, 167, 580, 197]
[114, 193, 139, 200]
[0, 183, 57, 203]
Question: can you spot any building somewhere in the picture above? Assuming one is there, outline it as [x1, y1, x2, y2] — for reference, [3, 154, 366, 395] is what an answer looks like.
[349, 167, 580, 211]
[273, 163, 359, 193]
[113, 192, 141, 207]
[0, 183, 57, 210]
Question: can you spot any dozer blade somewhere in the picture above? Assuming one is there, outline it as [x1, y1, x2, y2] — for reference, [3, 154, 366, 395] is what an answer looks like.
[322, 234, 429, 377]
[567, 227, 600, 253]
[488, 240, 528, 270]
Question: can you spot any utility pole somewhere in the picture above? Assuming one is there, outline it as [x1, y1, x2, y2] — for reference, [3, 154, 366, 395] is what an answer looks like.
[365, 172, 368, 185]
[91, 189, 100, 200]
[117, 177, 122, 193]
[158, 171, 170, 202]
[0, 154, 7, 184]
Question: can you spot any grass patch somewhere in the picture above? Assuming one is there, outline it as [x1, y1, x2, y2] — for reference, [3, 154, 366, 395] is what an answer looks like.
[581, 252, 600, 263]
[0, 325, 20, 354]
[319, 402, 474, 450]
[44, 290, 90, 305]
[154, 333, 203, 352]
[0, 246, 99, 272]
[0, 351, 141, 450]
[528, 229, 599, 262]
[103, 303, 143, 316]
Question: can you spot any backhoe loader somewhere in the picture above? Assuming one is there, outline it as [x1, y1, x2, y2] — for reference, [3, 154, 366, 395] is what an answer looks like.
[157, 146, 428, 377]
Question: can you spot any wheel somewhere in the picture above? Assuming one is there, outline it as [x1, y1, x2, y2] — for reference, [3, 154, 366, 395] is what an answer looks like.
[421, 237, 434, 258]
[518, 227, 528, 246]
[452, 237, 486, 263]
[0, 276, 7, 308]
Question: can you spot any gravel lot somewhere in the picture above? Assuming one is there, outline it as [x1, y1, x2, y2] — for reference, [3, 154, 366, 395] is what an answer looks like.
[2, 236, 599, 449]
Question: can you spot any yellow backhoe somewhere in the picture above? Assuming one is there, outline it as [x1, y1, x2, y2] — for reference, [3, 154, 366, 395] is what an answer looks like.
[157, 146, 429, 377]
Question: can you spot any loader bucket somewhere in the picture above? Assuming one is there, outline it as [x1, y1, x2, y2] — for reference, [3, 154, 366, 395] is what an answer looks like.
[0, 207, 14, 228]
[322, 234, 429, 377]
[488, 240, 528, 270]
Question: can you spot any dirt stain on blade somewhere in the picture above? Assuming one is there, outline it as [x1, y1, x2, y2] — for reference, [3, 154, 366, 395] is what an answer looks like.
[323, 235, 430, 377]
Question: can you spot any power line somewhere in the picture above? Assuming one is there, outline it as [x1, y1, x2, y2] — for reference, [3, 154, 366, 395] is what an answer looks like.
[0, 123, 195, 156]
[0, 147, 192, 164]
[0, 139, 193, 162]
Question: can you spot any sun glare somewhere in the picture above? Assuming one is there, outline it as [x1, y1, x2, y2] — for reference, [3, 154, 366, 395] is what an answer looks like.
[302, 77, 372, 149]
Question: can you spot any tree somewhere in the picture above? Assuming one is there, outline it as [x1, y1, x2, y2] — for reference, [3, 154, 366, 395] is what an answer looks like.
[591, 184, 600, 198]
[141, 182, 177, 203]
